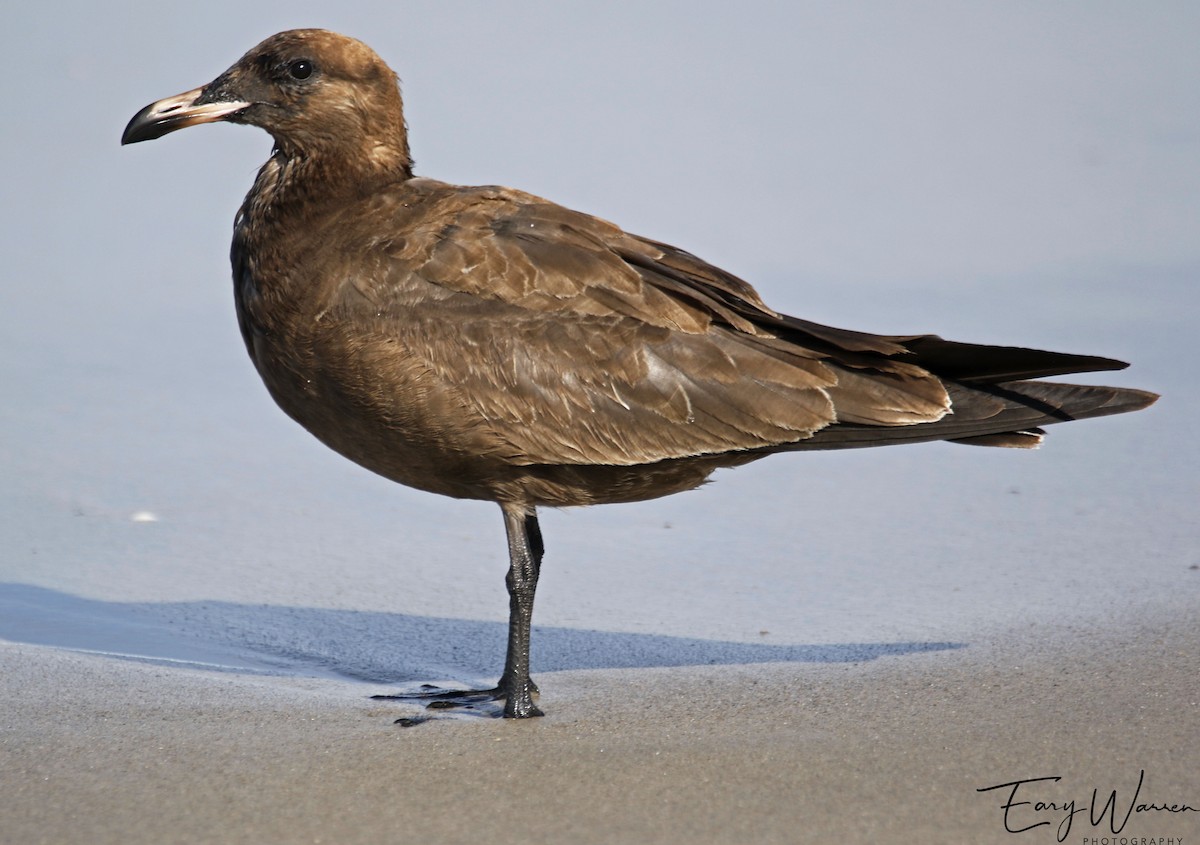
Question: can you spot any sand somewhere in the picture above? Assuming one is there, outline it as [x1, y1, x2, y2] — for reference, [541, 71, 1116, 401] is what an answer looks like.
[3, 609, 1196, 845]
[4, 6, 1197, 844]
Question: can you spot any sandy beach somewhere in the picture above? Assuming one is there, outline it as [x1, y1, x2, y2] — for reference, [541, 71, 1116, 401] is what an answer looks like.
[3, 4, 1197, 843]
[3, 608, 1196, 845]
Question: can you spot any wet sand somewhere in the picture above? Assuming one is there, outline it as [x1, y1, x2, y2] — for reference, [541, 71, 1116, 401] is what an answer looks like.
[3, 6, 1195, 844]
[3, 610, 1195, 845]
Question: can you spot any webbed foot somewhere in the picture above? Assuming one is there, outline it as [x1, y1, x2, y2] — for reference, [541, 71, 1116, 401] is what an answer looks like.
[372, 676, 542, 718]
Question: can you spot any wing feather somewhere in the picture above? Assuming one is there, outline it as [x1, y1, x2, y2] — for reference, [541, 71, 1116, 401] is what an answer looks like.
[322, 180, 972, 466]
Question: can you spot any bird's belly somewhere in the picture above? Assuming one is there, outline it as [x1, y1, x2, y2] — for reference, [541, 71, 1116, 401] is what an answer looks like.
[244, 330, 754, 508]
[246, 330, 516, 502]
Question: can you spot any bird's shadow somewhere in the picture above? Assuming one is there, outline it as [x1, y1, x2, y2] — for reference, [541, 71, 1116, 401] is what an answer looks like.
[0, 582, 963, 687]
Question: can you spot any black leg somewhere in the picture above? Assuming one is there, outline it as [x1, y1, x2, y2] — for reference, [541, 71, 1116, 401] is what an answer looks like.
[496, 505, 544, 717]
[371, 503, 545, 718]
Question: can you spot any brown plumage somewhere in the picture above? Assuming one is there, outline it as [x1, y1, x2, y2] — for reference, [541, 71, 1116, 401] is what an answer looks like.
[122, 29, 1157, 718]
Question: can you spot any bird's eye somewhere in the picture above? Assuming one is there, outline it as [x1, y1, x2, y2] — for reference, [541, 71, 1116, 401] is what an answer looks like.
[287, 59, 315, 80]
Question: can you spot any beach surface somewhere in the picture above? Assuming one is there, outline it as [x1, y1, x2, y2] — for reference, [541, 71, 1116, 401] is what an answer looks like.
[3, 608, 1196, 845]
[3, 4, 1198, 843]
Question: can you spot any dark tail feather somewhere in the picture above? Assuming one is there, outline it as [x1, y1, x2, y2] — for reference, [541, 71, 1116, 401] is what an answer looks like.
[785, 381, 1158, 452]
[768, 316, 1133, 382]
[951, 429, 1047, 448]
[897, 336, 1131, 382]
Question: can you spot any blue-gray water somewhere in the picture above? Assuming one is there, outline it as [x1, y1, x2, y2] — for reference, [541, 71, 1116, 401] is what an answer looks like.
[1, 2, 1196, 683]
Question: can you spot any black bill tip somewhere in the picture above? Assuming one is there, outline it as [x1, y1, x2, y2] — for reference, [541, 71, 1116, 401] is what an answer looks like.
[122, 86, 250, 145]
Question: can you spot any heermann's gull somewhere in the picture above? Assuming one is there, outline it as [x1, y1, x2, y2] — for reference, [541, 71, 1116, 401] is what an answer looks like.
[122, 29, 1157, 718]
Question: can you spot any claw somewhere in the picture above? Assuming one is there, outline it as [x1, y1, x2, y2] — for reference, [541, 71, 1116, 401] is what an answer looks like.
[372, 678, 542, 718]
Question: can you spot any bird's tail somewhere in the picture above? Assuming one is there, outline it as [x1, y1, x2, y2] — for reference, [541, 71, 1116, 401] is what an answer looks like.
[785, 380, 1158, 451]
